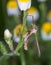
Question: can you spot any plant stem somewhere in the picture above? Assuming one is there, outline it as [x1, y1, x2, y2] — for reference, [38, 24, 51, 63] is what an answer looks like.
[22, 11, 27, 33]
[16, 11, 27, 54]
[20, 49, 26, 65]
[35, 33, 41, 57]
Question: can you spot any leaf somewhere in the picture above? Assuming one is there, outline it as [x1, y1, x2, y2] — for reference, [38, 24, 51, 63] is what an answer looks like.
[0, 41, 8, 55]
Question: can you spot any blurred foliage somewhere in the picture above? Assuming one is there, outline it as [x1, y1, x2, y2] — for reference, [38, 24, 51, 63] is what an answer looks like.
[0, 0, 51, 65]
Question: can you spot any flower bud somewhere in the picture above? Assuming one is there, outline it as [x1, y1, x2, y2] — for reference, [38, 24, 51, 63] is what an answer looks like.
[4, 29, 12, 39]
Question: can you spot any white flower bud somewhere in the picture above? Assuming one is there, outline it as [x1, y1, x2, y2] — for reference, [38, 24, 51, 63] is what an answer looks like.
[4, 29, 12, 39]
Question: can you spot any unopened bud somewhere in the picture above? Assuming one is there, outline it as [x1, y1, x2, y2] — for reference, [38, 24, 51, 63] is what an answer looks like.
[4, 29, 12, 39]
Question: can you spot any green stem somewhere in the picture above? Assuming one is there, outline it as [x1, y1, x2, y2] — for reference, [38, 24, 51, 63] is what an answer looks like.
[16, 37, 24, 55]
[35, 33, 40, 57]
[22, 11, 27, 33]
[16, 11, 27, 54]
[20, 49, 26, 65]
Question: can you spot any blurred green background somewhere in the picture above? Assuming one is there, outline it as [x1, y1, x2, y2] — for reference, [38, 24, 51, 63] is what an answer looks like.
[0, 0, 51, 65]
